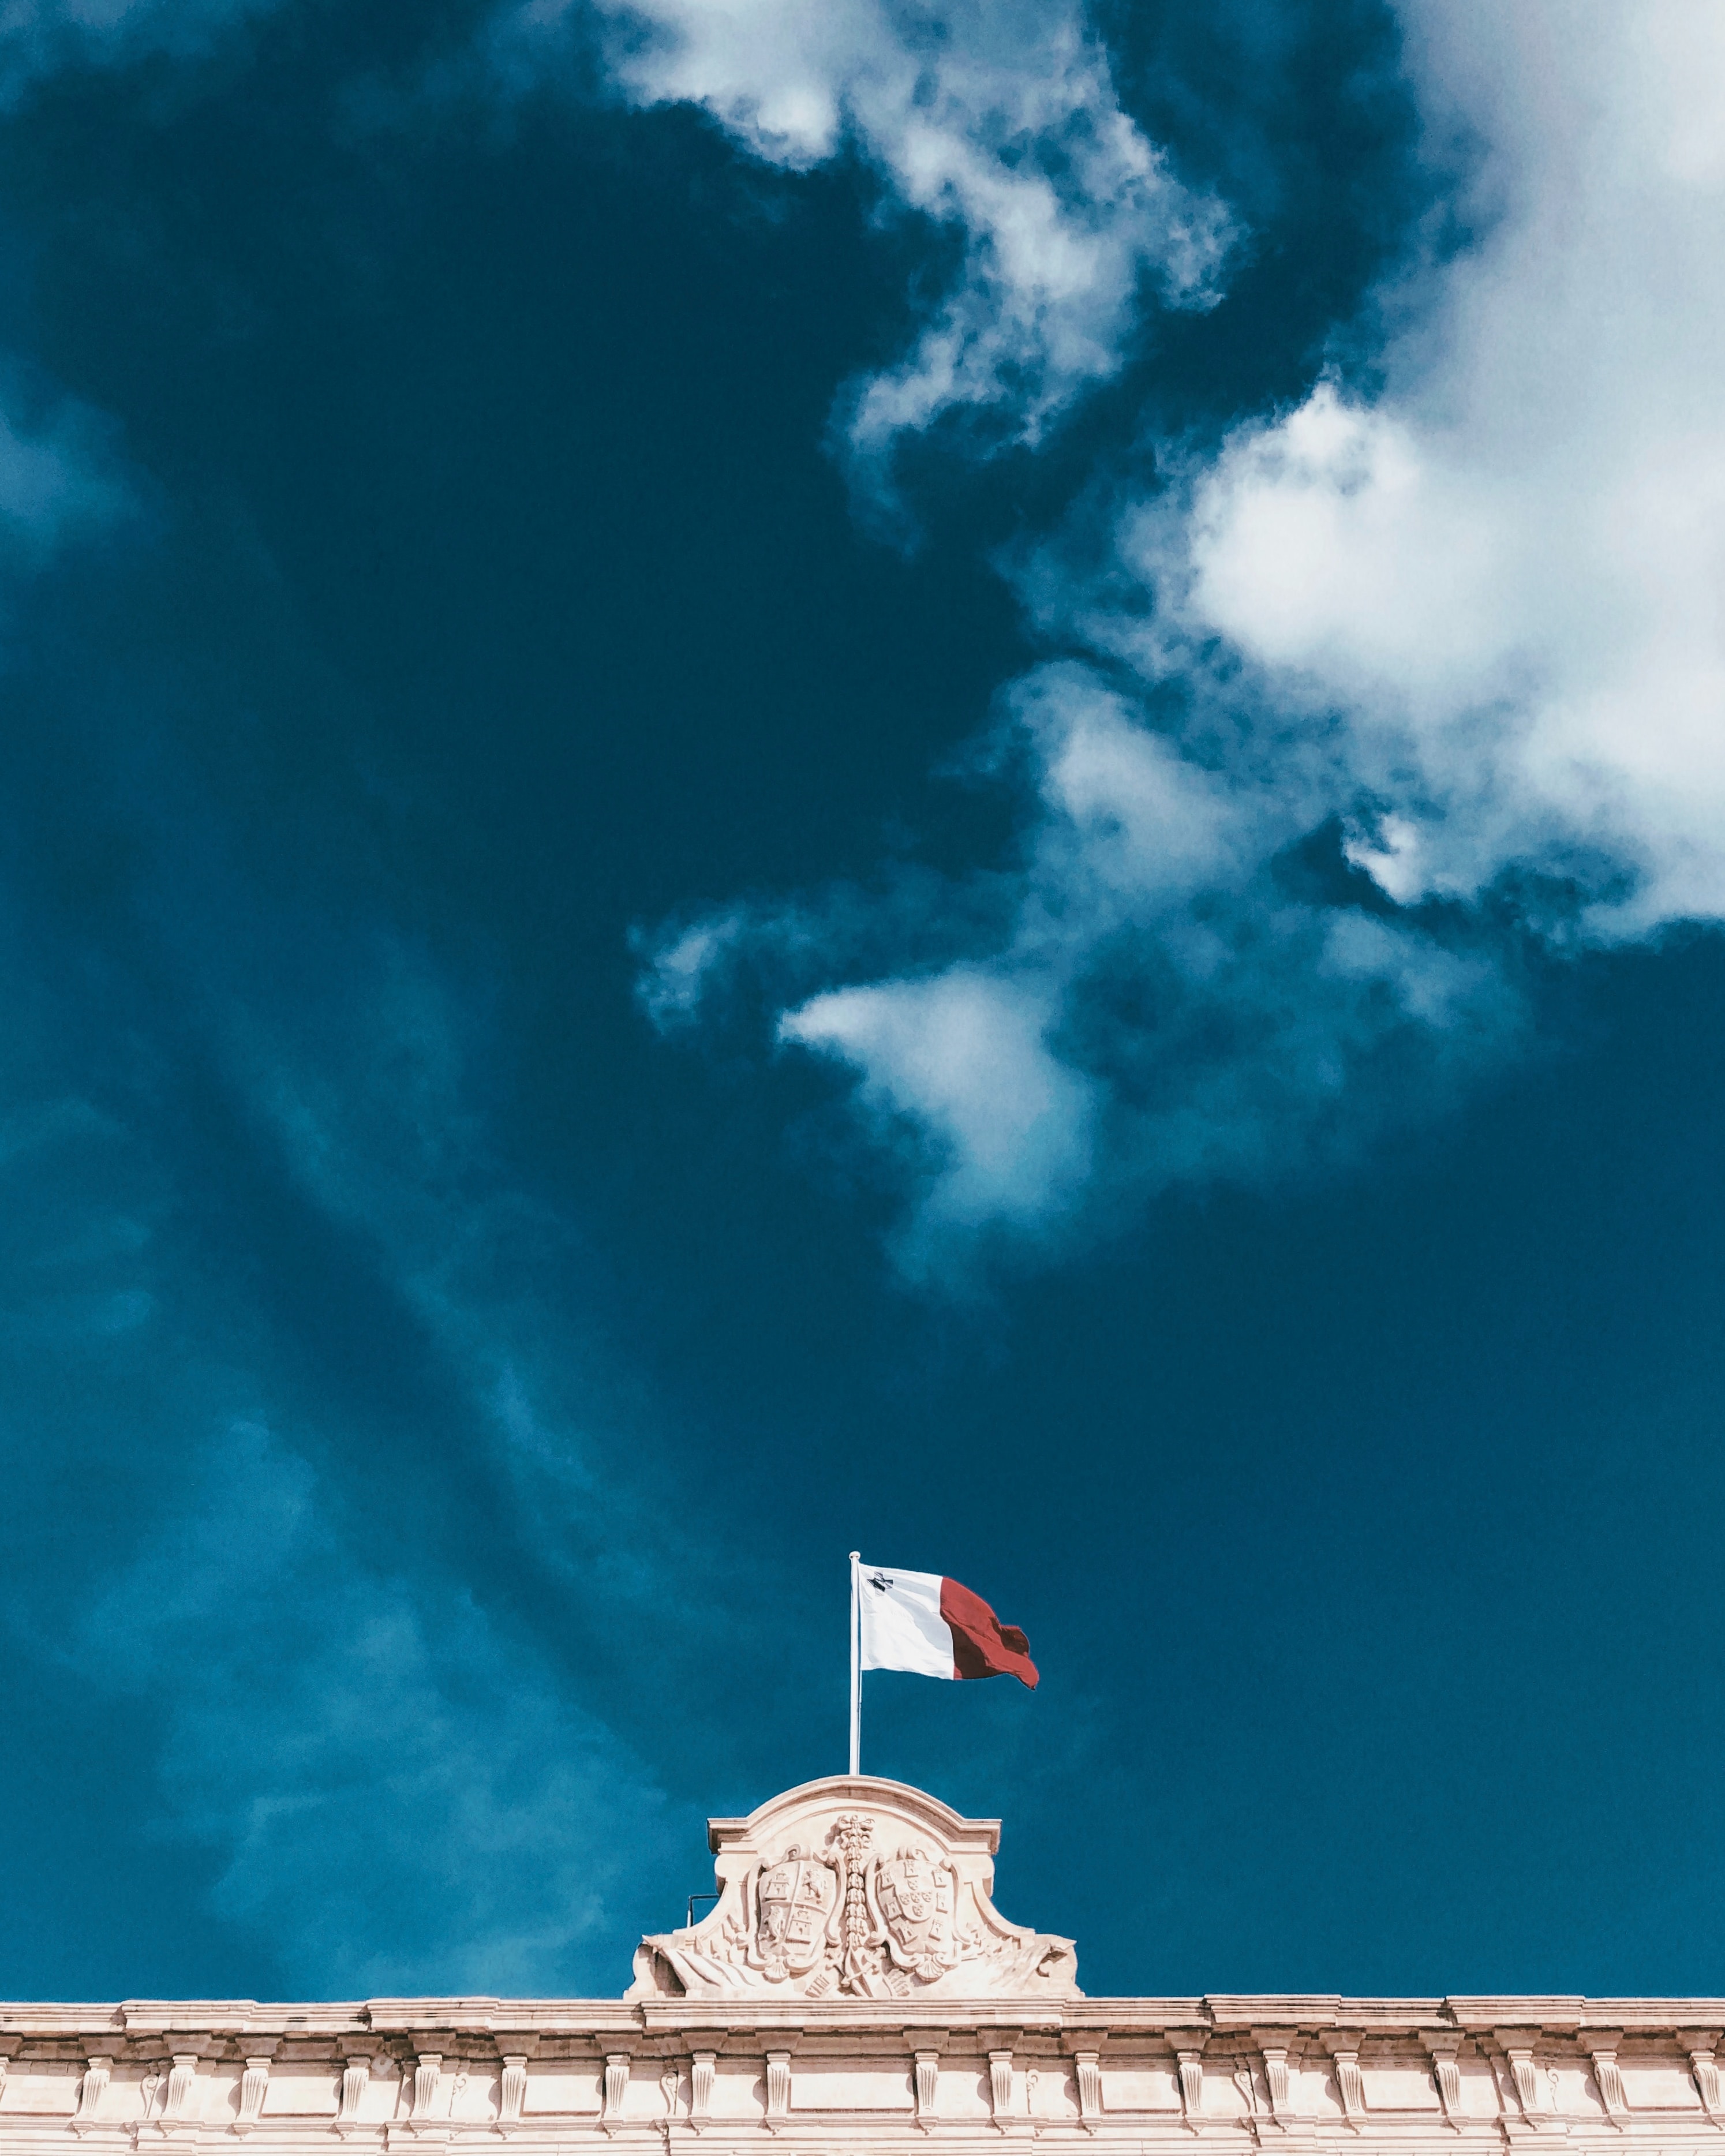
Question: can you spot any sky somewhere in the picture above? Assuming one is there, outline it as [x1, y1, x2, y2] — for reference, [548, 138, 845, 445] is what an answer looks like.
[2, 0, 1725, 2004]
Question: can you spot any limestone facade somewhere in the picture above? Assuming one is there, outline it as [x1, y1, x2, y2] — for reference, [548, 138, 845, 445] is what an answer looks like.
[1, 1777, 1719, 2156]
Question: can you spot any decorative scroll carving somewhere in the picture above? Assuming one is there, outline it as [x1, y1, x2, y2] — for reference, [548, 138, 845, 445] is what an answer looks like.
[1583, 2039, 1627, 2124]
[914, 2052, 940, 2132]
[335, 2060, 369, 2138]
[496, 2060, 527, 2136]
[1073, 2053, 1102, 2133]
[73, 2057, 112, 2136]
[1322, 2040, 1364, 2128]
[1691, 2048, 1724, 2122]
[989, 2052, 1015, 2130]
[1436, 2060, 1464, 2121]
[160, 2055, 201, 2133]
[235, 2057, 271, 2137]
[1175, 2050, 1205, 2130]
[764, 2053, 790, 2132]
[1422, 2034, 1464, 2130]
[686, 2054, 714, 2134]
[628, 1776, 1078, 2000]
[602, 2057, 631, 2136]
[1253, 2039, 1292, 2123]
[1342, 2058, 1364, 2119]
[1504, 2046, 1542, 2118]
[412, 2057, 443, 2128]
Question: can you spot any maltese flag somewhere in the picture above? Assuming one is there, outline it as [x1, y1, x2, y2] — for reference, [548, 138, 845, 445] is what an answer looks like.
[858, 1564, 1039, 1688]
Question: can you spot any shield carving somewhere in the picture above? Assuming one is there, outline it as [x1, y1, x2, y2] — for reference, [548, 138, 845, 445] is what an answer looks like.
[751, 1846, 839, 1982]
[870, 1847, 961, 1982]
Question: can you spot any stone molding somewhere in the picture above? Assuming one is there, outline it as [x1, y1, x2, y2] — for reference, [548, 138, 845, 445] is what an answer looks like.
[2, 1998, 1724, 2153]
[3, 1782, 1722, 2155]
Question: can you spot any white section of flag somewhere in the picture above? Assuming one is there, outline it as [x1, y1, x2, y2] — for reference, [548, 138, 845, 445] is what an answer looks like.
[857, 1562, 955, 1679]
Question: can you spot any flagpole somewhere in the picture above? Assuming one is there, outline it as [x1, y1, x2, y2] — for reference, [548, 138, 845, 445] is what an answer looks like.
[848, 1549, 861, 1776]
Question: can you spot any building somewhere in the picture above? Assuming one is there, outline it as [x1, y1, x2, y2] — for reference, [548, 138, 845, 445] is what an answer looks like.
[2, 1776, 1719, 2156]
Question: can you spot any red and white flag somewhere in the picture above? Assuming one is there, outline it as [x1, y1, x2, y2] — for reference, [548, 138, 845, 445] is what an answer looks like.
[857, 1563, 1039, 1689]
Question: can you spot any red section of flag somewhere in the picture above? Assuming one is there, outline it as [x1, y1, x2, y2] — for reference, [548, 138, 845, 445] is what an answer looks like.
[940, 1576, 1039, 1688]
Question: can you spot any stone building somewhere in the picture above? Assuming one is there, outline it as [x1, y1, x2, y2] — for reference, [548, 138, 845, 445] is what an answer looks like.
[2, 1776, 1719, 2156]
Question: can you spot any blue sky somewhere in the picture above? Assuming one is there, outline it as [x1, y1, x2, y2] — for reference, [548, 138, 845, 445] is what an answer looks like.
[2, 0, 1725, 2003]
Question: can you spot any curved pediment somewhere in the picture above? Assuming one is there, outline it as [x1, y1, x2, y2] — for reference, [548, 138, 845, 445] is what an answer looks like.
[626, 1775, 1080, 2002]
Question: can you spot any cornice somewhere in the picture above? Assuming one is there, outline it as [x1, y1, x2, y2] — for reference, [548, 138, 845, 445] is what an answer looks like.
[5, 1997, 1725, 2040]
[3, 1995, 1724, 2151]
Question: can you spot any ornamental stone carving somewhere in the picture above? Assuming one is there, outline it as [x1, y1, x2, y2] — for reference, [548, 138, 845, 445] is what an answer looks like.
[688, 2052, 716, 2132]
[235, 2056, 271, 2136]
[336, 2057, 369, 2136]
[498, 2057, 528, 2133]
[626, 1775, 1080, 2001]
[1693, 2045, 1724, 2120]
[6, 1780, 1725, 2156]
[72, 2057, 111, 2135]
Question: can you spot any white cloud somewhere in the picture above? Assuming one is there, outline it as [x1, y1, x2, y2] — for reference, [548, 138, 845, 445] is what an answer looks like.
[781, 967, 1095, 1248]
[651, 660, 1516, 1267]
[501, 0, 1232, 473]
[1163, 0, 1725, 931]
[649, 0, 1725, 1271]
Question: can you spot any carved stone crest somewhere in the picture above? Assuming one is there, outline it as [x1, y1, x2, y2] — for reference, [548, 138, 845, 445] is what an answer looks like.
[751, 1845, 838, 1981]
[870, 1847, 961, 1981]
[626, 1775, 1079, 2001]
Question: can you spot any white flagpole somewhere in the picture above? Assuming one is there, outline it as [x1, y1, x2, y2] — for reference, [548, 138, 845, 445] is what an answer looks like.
[848, 1550, 861, 1776]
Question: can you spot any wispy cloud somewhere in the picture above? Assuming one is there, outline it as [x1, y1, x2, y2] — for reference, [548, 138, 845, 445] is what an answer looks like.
[0, 398, 122, 544]
[0, 917, 783, 1989]
[639, 0, 1725, 1278]
[0, 0, 280, 104]
[645, 664, 1517, 1278]
[494, 0, 1232, 493]
[76, 1417, 676, 1996]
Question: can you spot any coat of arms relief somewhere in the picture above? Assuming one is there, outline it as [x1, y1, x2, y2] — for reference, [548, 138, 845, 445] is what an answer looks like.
[627, 1776, 1080, 2001]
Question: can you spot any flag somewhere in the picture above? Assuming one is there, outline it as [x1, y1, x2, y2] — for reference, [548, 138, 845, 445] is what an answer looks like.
[857, 1563, 1039, 1688]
